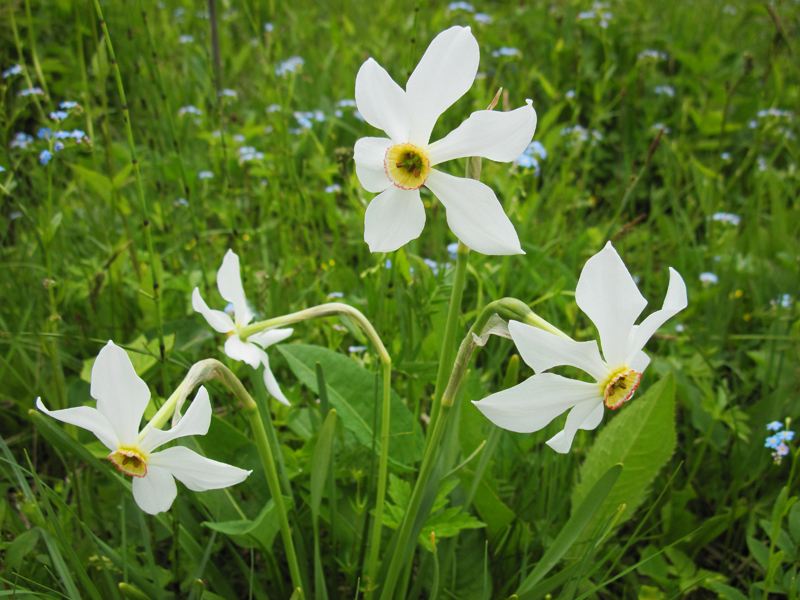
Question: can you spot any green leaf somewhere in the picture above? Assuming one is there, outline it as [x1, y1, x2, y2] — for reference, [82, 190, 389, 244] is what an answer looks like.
[517, 464, 623, 597]
[311, 410, 338, 521]
[4, 528, 40, 573]
[66, 164, 113, 201]
[202, 500, 280, 551]
[278, 344, 423, 466]
[571, 374, 677, 534]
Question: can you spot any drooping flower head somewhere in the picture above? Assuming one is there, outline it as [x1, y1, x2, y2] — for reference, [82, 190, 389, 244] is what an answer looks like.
[474, 242, 687, 453]
[37, 341, 251, 514]
[354, 26, 538, 255]
[192, 250, 293, 405]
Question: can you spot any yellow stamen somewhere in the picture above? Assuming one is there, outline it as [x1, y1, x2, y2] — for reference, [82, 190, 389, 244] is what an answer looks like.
[384, 143, 431, 190]
[109, 448, 148, 478]
[602, 368, 642, 409]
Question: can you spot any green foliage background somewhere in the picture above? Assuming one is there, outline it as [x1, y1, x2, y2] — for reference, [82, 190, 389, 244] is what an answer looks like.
[0, 0, 798, 598]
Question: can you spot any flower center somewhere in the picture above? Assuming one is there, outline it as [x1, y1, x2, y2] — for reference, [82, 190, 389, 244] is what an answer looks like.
[108, 448, 148, 478]
[602, 368, 642, 409]
[384, 143, 431, 190]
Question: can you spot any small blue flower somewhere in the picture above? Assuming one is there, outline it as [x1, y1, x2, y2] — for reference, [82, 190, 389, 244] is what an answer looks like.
[11, 132, 34, 149]
[39, 149, 52, 165]
[385, 259, 392, 269]
[767, 421, 784, 431]
[37, 127, 53, 140]
[325, 184, 341, 194]
[266, 104, 282, 113]
[60, 101, 79, 109]
[219, 89, 238, 98]
[353, 110, 364, 122]
[50, 110, 69, 121]
[198, 170, 214, 179]
[18, 87, 44, 97]
[223, 302, 235, 317]
[348, 346, 367, 354]
[275, 56, 304, 76]
[699, 272, 718, 285]
[54, 141, 64, 152]
[0, 165, 5, 172]
[336, 99, 357, 108]
[327, 292, 344, 299]
[179, 34, 194, 43]
[654, 85, 675, 97]
[565, 89, 576, 99]
[447, 242, 459, 259]
[711, 212, 740, 226]
[474, 13, 492, 24]
[264, 22, 274, 32]
[492, 47, 520, 57]
[233, 134, 246, 143]
[173, 197, 189, 207]
[2, 65, 22, 78]
[447, 1, 474, 11]
[721, 152, 731, 161]
[178, 105, 202, 116]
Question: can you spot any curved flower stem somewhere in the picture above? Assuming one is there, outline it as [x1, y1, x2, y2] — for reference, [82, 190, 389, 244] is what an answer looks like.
[238, 302, 392, 593]
[92, 0, 168, 394]
[377, 299, 565, 600]
[141, 360, 305, 596]
[8, 0, 46, 121]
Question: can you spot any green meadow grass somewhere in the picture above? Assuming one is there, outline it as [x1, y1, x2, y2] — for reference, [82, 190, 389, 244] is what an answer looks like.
[1, 0, 799, 598]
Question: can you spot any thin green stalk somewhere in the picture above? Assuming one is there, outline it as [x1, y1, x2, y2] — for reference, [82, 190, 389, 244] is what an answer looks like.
[377, 299, 562, 600]
[8, 0, 45, 120]
[246, 403, 304, 593]
[426, 239, 469, 443]
[365, 359, 392, 597]
[23, 0, 50, 100]
[92, 0, 168, 393]
[138, 2, 210, 289]
[238, 302, 393, 595]
[141, 360, 305, 595]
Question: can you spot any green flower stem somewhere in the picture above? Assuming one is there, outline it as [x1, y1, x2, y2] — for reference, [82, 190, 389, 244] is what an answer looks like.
[92, 0, 168, 393]
[425, 239, 469, 445]
[377, 298, 565, 599]
[23, 0, 50, 100]
[365, 358, 392, 596]
[238, 302, 392, 591]
[140, 359, 304, 595]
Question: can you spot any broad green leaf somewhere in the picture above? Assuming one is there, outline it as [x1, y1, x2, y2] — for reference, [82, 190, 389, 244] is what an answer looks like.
[278, 344, 423, 466]
[66, 164, 112, 200]
[202, 500, 280, 551]
[4, 528, 40, 573]
[517, 464, 622, 596]
[571, 374, 677, 534]
[708, 581, 748, 600]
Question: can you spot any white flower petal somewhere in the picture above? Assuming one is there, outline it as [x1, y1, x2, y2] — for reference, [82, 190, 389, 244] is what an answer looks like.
[36, 398, 119, 452]
[428, 101, 537, 165]
[630, 350, 651, 374]
[192, 288, 234, 333]
[217, 250, 253, 327]
[139, 387, 212, 454]
[90, 341, 150, 448]
[626, 267, 688, 362]
[354, 137, 393, 193]
[508, 320, 607, 382]
[364, 186, 426, 252]
[546, 399, 604, 454]
[131, 466, 177, 515]
[575, 242, 646, 368]
[148, 446, 251, 492]
[425, 169, 522, 255]
[579, 402, 605, 431]
[472, 373, 599, 434]
[355, 59, 410, 143]
[406, 26, 480, 145]
[249, 328, 293, 349]
[259, 348, 290, 406]
[224, 335, 262, 369]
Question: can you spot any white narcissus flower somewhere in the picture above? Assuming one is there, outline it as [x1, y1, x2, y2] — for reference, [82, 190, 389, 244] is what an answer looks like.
[473, 242, 687, 453]
[354, 25, 538, 256]
[37, 341, 251, 515]
[192, 249, 293, 405]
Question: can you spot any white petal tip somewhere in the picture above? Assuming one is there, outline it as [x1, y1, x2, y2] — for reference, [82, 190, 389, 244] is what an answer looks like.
[525, 99, 533, 106]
